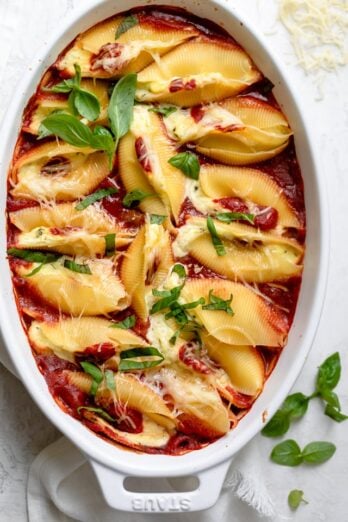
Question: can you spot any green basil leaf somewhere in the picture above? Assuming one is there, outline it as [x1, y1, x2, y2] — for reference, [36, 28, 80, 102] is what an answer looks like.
[215, 212, 255, 225]
[50, 79, 75, 93]
[40, 113, 94, 147]
[25, 263, 45, 277]
[261, 410, 291, 437]
[325, 404, 348, 422]
[202, 289, 233, 315]
[288, 490, 307, 510]
[149, 106, 177, 117]
[150, 214, 167, 225]
[64, 259, 92, 274]
[320, 388, 340, 409]
[90, 380, 99, 396]
[207, 216, 226, 256]
[77, 406, 115, 423]
[119, 347, 164, 371]
[316, 352, 341, 391]
[105, 369, 116, 391]
[108, 74, 137, 144]
[302, 441, 336, 464]
[282, 392, 310, 419]
[150, 285, 182, 314]
[270, 440, 303, 466]
[104, 233, 116, 257]
[80, 361, 103, 383]
[73, 63, 82, 87]
[110, 315, 136, 329]
[168, 152, 200, 180]
[122, 189, 153, 208]
[74, 89, 101, 121]
[172, 263, 186, 278]
[68, 90, 78, 116]
[75, 187, 118, 210]
[7, 248, 61, 264]
[115, 15, 138, 39]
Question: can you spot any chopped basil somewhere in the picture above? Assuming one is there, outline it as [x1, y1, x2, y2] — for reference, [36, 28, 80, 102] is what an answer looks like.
[202, 289, 234, 315]
[77, 406, 115, 423]
[115, 15, 138, 39]
[168, 152, 200, 180]
[26, 263, 45, 277]
[149, 106, 177, 117]
[207, 216, 226, 256]
[75, 187, 118, 210]
[119, 347, 164, 371]
[80, 361, 103, 383]
[108, 74, 137, 147]
[7, 248, 61, 264]
[64, 259, 92, 274]
[216, 211, 255, 225]
[150, 285, 183, 314]
[105, 369, 116, 391]
[122, 189, 153, 208]
[150, 214, 166, 225]
[104, 233, 116, 257]
[288, 490, 308, 510]
[172, 263, 186, 278]
[110, 315, 136, 329]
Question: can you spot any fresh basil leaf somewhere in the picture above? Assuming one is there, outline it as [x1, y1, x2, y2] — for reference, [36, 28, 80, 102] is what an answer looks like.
[115, 15, 138, 39]
[150, 214, 166, 225]
[80, 361, 103, 383]
[261, 410, 291, 437]
[40, 113, 94, 147]
[75, 187, 118, 210]
[316, 352, 341, 392]
[104, 233, 116, 257]
[50, 79, 75, 93]
[108, 74, 137, 145]
[77, 406, 115, 423]
[110, 315, 136, 329]
[122, 189, 153, 208]
[288, 490, 307, 510]
[74, 89, 101, 121]
[325, 404, 348, 422]
[68, 89, 78, 116]
[90, 380, 99, 396]
[119, 347, 164, 371]
[149, 106, 177, 117]
[270, 440, 303, 466]
[172, 263, 186, 278]
[105, 369, 116, 391]
[202, 289, 233, 315]
[302, 441, 336, 464]
[320, 388, 340, 409]
[168, 152, 200, 180]
[207, 216, 226, 256]
[64, 259, 92, 274]
[7, 248, 61, 264]
[216, 212, 255, 225]
[282, 392, 310, 419]
[150, 285, 182, 314]
[73, 63, 82, 87]
[25, 263, 45, 277]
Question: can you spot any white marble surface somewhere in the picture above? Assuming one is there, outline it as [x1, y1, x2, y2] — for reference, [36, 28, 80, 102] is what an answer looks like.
[0, 1, 347, 520]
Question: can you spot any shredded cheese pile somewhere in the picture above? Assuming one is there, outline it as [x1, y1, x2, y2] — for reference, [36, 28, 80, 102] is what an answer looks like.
[279, 0, 348, 73]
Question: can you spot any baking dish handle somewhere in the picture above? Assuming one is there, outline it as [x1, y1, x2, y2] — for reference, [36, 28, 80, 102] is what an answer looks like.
[91, 459, 231, 513]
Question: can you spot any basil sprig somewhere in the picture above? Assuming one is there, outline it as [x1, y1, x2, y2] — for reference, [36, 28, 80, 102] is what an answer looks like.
[207, 216, 226, 256]
[202, 289, 234, 315]
[216, 211, 255, 225]
[123, 189, 153, 208]
[77, 406, 115, 423]
[64, 259, 92, 275]
[168, 152, 200, 180]
[271, 440, 336, 467]
[108, 73, 137, 148]
[119, 347, 164, 371]
[262, 352, 347, 437]
[7, 248, 61, 277]
[110, 315, 136, 329]
[49, 64, 100, 121]
[104, 233, 116, 257]
[288, 490, 308, 510]
[115, 15, 138, 39]
[75, 187, 118, 210]
[149, 106, 177, 117]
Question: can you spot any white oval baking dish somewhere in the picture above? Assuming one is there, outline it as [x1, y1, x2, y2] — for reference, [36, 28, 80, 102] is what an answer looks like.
[0, 0, 328, 513]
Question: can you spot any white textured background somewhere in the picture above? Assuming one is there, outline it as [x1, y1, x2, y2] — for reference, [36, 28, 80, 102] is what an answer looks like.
[0, 1, 347, 521]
